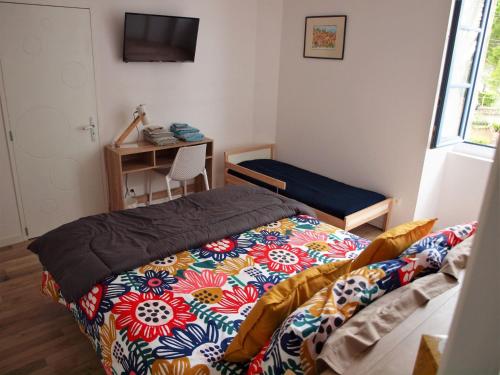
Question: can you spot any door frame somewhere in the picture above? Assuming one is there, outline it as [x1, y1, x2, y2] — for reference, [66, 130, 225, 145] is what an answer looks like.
[0, 2, 107, 244]
[0, 60, 28, 246]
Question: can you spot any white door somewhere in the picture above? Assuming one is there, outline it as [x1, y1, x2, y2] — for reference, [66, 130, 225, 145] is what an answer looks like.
[0, 107, 24, 246]
[0, 3, 105, 238]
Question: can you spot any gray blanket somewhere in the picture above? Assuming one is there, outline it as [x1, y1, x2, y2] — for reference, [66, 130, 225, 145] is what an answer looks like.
[28, 185, 314, 302]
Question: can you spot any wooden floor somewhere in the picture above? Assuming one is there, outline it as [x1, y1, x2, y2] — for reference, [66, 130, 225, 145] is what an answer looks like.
[351, 224, 382, 241]
[0, 224, 381, 375]
[0, 240, 102, 375]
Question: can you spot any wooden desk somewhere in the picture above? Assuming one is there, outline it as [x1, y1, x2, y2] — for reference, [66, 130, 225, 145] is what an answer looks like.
[104, 138, 213, 211]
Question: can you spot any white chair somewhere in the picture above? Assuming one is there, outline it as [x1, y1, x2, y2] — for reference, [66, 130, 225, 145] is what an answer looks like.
[150, 144, 210, 202]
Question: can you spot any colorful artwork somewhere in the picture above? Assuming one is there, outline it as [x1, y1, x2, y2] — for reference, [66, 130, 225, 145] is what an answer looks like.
[42, 215, 370, 375]
[312, 25, 337, 49]
[304, 16, 346, 59]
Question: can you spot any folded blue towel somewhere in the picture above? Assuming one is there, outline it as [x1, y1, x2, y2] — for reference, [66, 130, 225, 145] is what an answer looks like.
[169, 123, 204, 141]
[170, 123, 189, 130]
[176, 132, 204, 142]
[172, 127, 200, 135]
[170, 123, 199, 133]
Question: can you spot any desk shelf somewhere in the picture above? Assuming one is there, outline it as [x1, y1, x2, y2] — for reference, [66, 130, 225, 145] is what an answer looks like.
[155, 157, 174, 168]
[105, 138, 214, 210]
[122, 162, 152, 174]
[121, 151, 155, 174]
[155, 148, 177, 168]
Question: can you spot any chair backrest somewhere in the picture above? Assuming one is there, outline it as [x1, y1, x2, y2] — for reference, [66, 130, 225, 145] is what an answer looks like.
[169, 144, 207, 181]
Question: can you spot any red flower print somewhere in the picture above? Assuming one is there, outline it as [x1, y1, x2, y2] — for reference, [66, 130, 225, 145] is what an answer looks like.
[440, 230, 462, 247]
[328, 239, 359, 259]
[41, 271, 62, 303]
[112, 291, 195, 342]
[398, 258, 418, 284]
[249, 244, 315, 274]
[79, 284, 103, 321]
[440, 222, 477, 247]
[173, 270, 227, 294]
[288, 230, 329, 247]
[247, 340, 270, 375]
[172, 269, 228, 304]
[211, 285, 258, 314]
[192, 235, 254, 261]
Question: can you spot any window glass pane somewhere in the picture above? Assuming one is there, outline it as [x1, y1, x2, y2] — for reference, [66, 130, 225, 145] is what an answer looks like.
[460, 0, 485, 29]
[450, 30, 480, 84]
[465, 1, 500, 147]
[432, 0, 496, 149]
[440, 88, 468, 143]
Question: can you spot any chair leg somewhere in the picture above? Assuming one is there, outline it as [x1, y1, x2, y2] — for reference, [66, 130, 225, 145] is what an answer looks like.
[166, 176, 173, 201]
[183, 180, 187, 196]
[202, 169, 210, 191]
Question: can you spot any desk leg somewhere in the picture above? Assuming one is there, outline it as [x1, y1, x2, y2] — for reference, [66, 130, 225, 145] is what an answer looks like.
[105, 148, 124, 211]
[148, 172, 153, 204]
[206, 156, 213, 189]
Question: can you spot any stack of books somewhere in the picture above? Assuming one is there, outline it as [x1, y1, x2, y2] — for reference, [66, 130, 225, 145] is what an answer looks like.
[143, 126, 178, 146]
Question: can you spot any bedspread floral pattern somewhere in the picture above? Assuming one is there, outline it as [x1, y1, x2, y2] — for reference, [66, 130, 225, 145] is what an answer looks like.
[41, 215, 370, 375]
[248, 222, 477, 375]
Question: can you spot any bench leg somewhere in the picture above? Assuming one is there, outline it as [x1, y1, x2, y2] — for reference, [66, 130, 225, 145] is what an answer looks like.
[383, 211, 392, 231]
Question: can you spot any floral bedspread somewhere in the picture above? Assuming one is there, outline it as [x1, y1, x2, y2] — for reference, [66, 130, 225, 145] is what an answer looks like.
[41, 215, 370, 375]
[246, 222, 477, 374]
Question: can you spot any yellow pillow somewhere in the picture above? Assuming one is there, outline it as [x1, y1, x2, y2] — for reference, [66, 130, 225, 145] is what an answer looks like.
[223, 260, 352, 362]
[351, 218, 437, 271]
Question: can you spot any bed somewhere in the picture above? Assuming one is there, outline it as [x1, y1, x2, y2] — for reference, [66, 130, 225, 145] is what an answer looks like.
[224, 144, 393, 231]
[40, 214, 368, 374]
[29, 186, 476, 375]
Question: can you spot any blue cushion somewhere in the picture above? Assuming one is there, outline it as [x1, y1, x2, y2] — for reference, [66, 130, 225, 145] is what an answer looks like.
[228, 159, 386, 218]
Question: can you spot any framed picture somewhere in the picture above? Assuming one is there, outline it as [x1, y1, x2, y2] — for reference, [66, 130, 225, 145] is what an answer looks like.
[303, 15, 347, 60]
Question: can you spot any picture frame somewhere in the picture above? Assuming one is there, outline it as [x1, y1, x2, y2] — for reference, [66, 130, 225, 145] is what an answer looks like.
[303, 15, 347, 60]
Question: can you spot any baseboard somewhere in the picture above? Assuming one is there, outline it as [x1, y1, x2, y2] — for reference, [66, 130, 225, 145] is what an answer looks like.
[0, 234, 26, 248]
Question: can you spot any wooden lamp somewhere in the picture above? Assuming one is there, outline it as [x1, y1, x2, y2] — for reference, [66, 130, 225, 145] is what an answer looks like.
[114, 104, 151, 147]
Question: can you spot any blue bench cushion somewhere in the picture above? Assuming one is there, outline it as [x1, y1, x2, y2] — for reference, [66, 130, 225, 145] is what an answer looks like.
[228, 159, 386, 218]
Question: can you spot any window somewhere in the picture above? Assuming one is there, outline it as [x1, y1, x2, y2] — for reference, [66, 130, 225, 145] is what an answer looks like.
[432, 0, 499, 149]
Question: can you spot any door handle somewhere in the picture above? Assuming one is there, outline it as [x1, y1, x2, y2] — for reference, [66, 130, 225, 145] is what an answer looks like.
[80, 117, 96, 142]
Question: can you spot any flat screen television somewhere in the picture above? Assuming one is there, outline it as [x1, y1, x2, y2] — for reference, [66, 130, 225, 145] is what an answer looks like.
[123, 13, 199, 62]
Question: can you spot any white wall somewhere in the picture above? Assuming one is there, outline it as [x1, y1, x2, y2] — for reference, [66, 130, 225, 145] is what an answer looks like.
[88, 0, 283, 194]
[92, 0, 284, 193]
[415, 148, 493, 229]
[2, 0, 284, 197]
[439, 139, 499, 375]
[92, 1, 260, 148]
[413, 148, 448, 223]
[274, 0, 453, 226]
[89, 0, 266, 192]
[253, 0, 283, 144]
[3, 0, 489, 229]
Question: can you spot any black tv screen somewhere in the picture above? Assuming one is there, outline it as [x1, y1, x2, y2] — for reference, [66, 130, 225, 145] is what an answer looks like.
[123, 13, 199, 62]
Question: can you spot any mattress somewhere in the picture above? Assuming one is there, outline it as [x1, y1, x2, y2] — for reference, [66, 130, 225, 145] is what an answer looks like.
[42, 215, 370, 374]
[227, 159, 386, 218]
